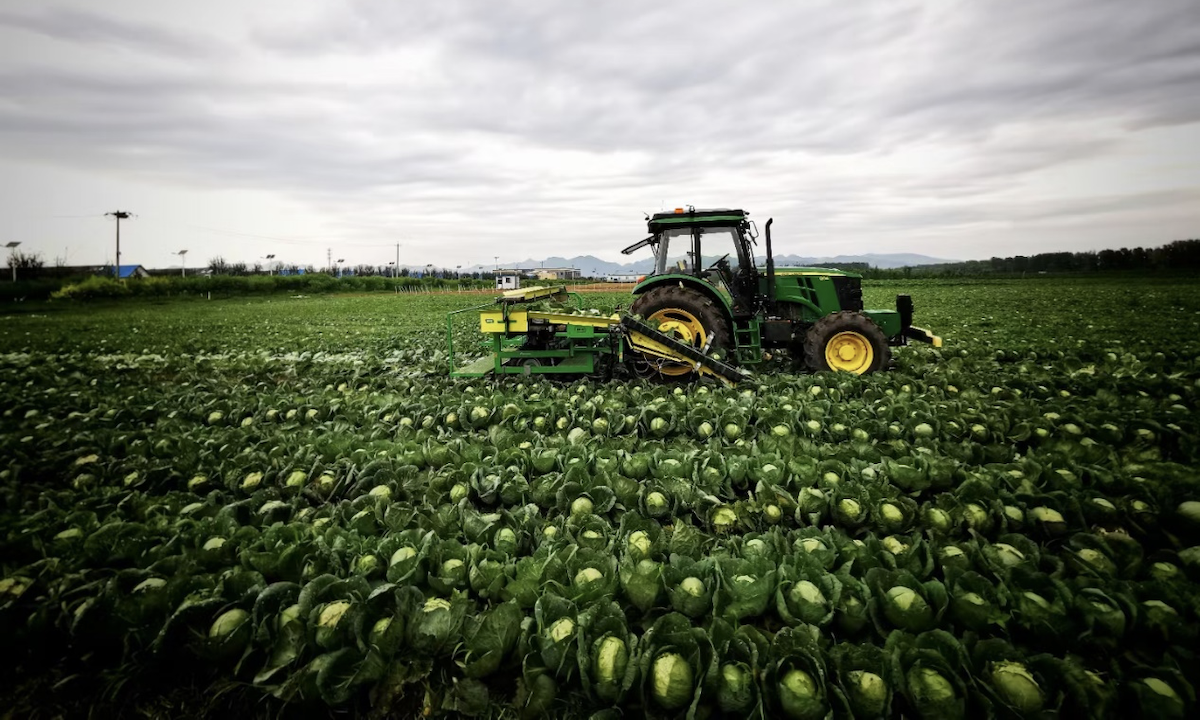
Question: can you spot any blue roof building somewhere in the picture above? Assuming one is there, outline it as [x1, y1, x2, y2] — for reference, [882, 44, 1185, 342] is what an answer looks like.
[112, 265, 149, 278]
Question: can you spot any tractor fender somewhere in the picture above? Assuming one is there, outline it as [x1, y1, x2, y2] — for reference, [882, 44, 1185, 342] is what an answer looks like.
[785, 296, 825, 323]
[631, 274, 735, 321]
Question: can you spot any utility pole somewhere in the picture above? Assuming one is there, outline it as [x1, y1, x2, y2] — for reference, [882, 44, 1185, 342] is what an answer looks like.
[105, 211, 131, 277]
[177, 249, 188, 277]
[395, 243, 400, 278]
[327, 248, 332, 273]
[5, 242, 20, 283]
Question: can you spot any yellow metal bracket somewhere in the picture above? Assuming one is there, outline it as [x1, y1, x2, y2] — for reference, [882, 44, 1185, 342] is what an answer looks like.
[480, 310, 528, 333]
[908, 326, 943, 348]
[498, 285, 569, 304]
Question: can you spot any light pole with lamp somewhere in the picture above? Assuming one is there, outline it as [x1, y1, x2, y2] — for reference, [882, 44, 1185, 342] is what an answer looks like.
[336, 258, 345, 278]
[5, 242, 20, 283]
[261, 254, 276, 275]
[387, 261, 396, 278]
[176, 249, 188, 277]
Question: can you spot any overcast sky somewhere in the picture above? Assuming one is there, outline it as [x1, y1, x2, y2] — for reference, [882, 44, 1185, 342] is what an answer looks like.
[1, 0, 1198, 270]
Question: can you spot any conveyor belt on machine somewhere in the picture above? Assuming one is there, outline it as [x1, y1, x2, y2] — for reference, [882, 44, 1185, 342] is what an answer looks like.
[619, 315, 748, 384]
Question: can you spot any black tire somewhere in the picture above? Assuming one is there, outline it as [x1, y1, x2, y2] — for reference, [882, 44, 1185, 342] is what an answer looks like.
[630, 285, 733, 375]
[803, 311, 891, 375]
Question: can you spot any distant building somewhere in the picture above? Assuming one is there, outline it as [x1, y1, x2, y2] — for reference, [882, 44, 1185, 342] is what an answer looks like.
[115, 265, 149, 279]
[493, 267, 581, 282]
[605, 273, 641, 283]
[31, 265, 149, 279]
[496, 273, 521, 290]
[534, 267, 581, 280]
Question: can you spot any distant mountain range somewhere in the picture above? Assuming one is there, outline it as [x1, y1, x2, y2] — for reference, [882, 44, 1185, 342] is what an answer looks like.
[464, 252, 955, 274]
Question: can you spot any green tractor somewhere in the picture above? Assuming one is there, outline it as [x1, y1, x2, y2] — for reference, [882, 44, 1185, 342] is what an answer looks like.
[623, 207, 940, 377]
[447, 207, 939, 383]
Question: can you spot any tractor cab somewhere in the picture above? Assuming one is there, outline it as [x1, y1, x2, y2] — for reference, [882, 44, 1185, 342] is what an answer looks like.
[622, 208, 762, 315]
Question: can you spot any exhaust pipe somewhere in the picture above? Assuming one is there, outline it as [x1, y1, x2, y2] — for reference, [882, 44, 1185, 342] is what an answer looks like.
[764, 218, 775, 300]
[896, 294, 913, 329]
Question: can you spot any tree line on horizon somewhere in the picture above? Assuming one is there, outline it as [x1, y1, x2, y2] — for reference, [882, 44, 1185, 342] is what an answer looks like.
[205, 257, 487, 280]
[859, 238, 1200, 277]
[6, 239, 1199, 281]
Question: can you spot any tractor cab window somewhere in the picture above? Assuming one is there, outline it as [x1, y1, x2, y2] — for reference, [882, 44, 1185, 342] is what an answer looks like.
[653, 228, 693, 275]
[698, 227, 754, 272]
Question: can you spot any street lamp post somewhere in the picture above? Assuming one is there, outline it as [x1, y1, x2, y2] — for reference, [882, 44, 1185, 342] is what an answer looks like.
[336, 258, 345, 278]
[177, 249, 189, 277]
[387, 261, 396, 278]
[263, 254, 276, 276]
[5, 242, 20, 283]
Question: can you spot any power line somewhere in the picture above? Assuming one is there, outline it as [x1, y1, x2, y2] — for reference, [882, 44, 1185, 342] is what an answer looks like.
[30, 214, 402, 250]
[163, 221, 400, 249]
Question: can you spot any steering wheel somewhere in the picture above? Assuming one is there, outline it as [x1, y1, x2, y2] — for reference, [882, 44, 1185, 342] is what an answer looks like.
[706, 253, 731, 271]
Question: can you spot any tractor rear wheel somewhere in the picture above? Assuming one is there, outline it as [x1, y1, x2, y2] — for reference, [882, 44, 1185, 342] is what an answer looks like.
[630, 285, 732, 378]
[804, 311, 890, 375]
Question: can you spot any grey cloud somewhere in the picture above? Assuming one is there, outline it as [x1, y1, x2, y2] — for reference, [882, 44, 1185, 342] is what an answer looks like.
[255, 0, 1200, 159]
[1009, 188, 1200, 224]
[0, 7, 222, 58]
[1, 0, 1198, 262]
[0, 63, 500, 195]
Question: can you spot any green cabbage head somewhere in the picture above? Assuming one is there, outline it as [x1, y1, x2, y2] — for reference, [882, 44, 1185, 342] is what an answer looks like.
[651, 652, 694, 710]
[990, 661, 1044, 714]
[778, 668, 825, 719]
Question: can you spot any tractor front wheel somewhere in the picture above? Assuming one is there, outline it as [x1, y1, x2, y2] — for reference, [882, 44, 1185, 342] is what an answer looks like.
[630, 285, 732, 378]
[803, 312, 890, 375]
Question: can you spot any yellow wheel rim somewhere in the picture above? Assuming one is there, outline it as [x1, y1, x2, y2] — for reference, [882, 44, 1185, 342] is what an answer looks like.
[647, 308, 707, 376]
[825, 331, 874, 374]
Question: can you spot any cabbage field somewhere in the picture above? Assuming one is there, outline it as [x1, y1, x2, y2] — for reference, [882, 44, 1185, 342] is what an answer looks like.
[1, 278, 1198, 718]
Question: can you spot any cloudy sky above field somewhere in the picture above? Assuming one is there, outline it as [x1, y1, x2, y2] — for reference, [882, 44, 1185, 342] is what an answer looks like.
[1, 0, 1198, 270]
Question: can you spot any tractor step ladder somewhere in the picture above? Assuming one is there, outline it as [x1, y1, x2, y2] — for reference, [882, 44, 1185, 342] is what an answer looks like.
[734, 320, 763, 364]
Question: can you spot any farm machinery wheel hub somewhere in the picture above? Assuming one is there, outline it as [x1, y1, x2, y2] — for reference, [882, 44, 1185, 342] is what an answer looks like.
[647, 308, 707, 375]
[825, 330, 874, 374]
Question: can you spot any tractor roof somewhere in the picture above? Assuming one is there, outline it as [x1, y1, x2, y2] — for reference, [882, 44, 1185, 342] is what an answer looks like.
[648, 208, 747, 231]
